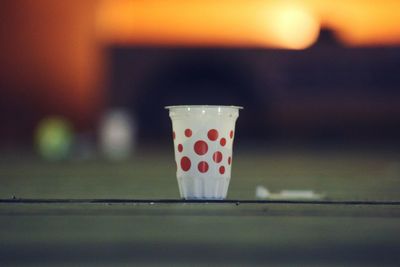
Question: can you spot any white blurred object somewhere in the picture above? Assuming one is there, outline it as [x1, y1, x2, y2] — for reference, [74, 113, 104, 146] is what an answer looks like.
[255, 186, 324, 200]
[99, 109, 136, 160]
[255, 185, 271, 199]
[279, 190, 318, 199]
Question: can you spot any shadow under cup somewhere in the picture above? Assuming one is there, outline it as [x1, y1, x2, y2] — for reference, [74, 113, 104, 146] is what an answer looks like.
[166, 105, 242, 199]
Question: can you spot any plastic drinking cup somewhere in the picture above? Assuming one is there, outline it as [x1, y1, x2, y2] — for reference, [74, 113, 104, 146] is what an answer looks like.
[166, 105, 242, 199]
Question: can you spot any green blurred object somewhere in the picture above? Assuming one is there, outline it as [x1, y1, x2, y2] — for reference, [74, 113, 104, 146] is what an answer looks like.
[35, 116, 74, 160]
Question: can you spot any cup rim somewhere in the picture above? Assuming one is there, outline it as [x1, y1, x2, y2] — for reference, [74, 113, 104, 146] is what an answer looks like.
[165, 105, 243, 110]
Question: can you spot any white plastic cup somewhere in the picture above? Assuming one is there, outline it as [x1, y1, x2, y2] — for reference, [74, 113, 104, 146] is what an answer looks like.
[166, 105, 242, 199]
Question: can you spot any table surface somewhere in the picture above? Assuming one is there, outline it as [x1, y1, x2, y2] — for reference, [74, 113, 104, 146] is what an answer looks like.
[1, 148, 400, 266]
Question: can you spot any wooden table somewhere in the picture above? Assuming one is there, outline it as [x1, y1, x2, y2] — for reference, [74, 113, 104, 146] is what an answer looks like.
[1, 148, 400, 266]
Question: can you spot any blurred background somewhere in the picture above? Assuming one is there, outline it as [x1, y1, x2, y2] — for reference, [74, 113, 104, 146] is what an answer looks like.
[1, 0, 400, 152]
[1, 0, 400, 199]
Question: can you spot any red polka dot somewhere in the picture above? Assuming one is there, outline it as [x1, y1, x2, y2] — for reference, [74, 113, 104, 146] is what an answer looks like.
[219, 166, 225, 174]
[220, 138, 226, 146]
[185, 129, 192, 137]
[198, 161, 209, 173]
[173, 131, 176, 140]
[178, 144, 183, 152]
[194, 140, 208, 155]
[207, 129, 218, 141]
[228, 156, 232, 165]
[229, 130, 234, 139]
[213, 151, 223, 163]
[180, 156, 191, 171]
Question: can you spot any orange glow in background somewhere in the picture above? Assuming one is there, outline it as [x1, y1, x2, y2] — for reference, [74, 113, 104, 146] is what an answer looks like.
[96, 0, 400, 48]
[1, 0, 400, 131]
